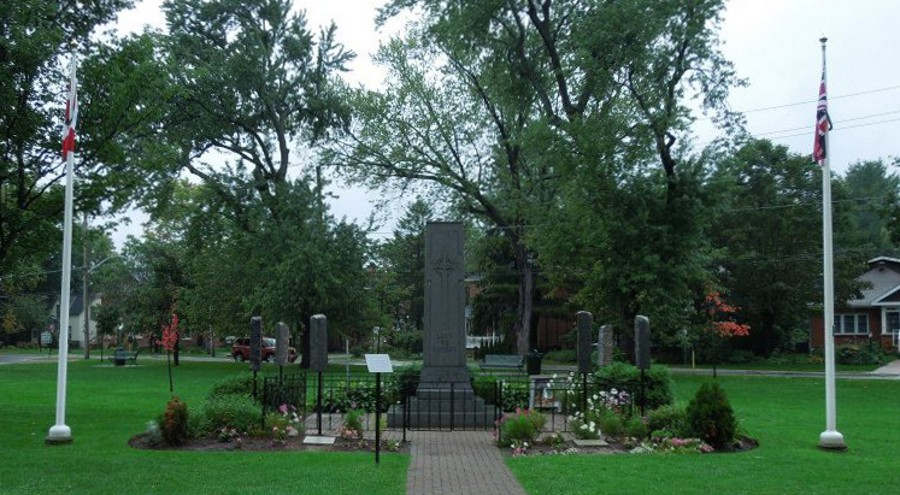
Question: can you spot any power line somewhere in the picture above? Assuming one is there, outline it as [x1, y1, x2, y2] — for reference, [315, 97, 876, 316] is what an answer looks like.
[736, 84, 900, 114]
[764, 116, 900, 140]
[756, 108, 900, 137]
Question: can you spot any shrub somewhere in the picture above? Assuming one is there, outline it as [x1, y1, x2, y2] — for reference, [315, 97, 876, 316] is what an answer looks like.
[207, 374, 256, 401]
[836, 343, 890, 365]
[187, 411, 211, 439]
[205, 393, 261, 433]
[543, 349, 576, 363]
[597, 408, 623, 438]
[625, 416, 648, 439]
[686, 382, 736, 450]
[646, 404, 688, 437]
[392, 364, 421, 401]
[162, 397, 189, 446]
[472, 375, 529, 411]
[498, 409, 545, 447]
[593, 362, 673, 410]
[341, 409, 365, 440]
[389, 330, 423, 354]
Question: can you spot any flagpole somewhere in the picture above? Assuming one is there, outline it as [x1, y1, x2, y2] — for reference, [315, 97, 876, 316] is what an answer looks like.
[47, 59, 76, 445]
[818, 36, 845, 450]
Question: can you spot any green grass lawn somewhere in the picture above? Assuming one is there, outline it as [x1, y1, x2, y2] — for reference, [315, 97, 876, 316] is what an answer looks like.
[508, 375, 900, 494]
[0, 359, 408, 495]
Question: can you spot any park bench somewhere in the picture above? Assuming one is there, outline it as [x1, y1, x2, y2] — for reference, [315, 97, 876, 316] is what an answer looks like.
[108, 348, 140, 365]
[480, 354, 523, 371]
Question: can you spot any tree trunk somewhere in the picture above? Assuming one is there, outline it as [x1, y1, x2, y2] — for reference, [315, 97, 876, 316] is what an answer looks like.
[513, 243, 535, 356]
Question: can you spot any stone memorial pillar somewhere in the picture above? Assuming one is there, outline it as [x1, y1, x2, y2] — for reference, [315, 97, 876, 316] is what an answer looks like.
[275, 322, 290, 366]
[250, 316, 262, 372]
[309, 314, 328, 372]
[419, 222, 469, 387]
[388, 222, 492, 427]
[634, 315, 650, 370]
[576, 311, 593, 374]
[597, 324, 614, 367]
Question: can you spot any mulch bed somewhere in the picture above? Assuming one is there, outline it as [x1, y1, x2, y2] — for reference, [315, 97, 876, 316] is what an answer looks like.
[128, 432, 409, 454]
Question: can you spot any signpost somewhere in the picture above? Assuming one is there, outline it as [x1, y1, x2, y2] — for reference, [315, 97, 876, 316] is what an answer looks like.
[365, 354, 393, 465]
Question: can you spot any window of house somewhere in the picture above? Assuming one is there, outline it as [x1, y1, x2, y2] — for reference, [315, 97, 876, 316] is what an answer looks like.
[857, 314, 868, 334]
[887, 311, 900, 334]
[835, 313, 868, 335]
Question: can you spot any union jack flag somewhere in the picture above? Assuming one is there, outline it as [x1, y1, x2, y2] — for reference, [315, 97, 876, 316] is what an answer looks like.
[62, 61, 78, 159]
[813, 68, 832, 164]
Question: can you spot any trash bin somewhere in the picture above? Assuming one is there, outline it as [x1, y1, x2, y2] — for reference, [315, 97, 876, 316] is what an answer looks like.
[526, 349, 542, 375]
[114, 347, 127, 366]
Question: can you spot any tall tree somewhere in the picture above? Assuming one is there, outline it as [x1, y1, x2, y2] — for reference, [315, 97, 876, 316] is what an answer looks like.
[708, 139, 865, 355]
[377, 198, 433, 331]
[0, 1, 166, 302]
[841, 159, 900, 256]
[159, 0, 353, 224]
[353, 0, 740, 354]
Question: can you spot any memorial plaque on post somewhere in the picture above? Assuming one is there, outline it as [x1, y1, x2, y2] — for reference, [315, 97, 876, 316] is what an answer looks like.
[250, 316, 262, 372]
[576, 311, 593, 373]
[365, 353, 394, 373]
[309, 314, 328, 372]
[634, 315, 651, 370]
[275, 322, 290, 365]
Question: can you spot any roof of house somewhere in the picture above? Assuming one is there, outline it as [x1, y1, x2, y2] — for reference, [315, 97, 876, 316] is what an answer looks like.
[847, 257, 900, 308]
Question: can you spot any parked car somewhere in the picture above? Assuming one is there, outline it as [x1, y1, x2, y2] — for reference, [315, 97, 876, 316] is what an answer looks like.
[231, 337, 297, 363]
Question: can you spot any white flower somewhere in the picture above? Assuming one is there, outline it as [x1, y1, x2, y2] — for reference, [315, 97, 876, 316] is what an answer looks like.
[581, 424, 589, 430]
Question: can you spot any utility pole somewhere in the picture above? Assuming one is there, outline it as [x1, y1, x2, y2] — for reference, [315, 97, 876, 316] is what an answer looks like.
[82, 212, 90, 360]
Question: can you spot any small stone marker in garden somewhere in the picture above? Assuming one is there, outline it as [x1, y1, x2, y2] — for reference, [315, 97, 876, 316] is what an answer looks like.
[250, 316, 262, 372]
[634, 315, 650, 370]
[577, 311, 593, 374]
[597, 324, 614, 367]
[309, 314, 328, 372]
[275, 321, 289, 365]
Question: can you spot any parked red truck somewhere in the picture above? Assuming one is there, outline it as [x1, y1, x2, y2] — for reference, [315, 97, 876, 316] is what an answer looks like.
[231, 337, 297, 363]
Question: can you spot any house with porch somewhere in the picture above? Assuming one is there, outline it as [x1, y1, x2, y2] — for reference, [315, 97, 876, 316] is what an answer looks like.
[811, 256, 900, 350]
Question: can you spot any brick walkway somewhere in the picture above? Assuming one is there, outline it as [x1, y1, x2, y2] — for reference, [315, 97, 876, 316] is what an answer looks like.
[405, 431, 526, 495]
[305, 414, 526, 494]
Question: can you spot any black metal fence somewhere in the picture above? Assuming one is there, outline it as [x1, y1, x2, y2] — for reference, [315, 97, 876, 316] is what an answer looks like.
[259, 371, 635, 435]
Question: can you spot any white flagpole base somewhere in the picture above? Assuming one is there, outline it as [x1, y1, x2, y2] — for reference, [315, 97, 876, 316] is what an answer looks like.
[46, 424, 73, 445]
[818, 429, 846, 450]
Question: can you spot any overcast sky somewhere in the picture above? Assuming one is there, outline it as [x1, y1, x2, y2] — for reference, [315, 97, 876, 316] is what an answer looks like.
[107, 0, 900, 247]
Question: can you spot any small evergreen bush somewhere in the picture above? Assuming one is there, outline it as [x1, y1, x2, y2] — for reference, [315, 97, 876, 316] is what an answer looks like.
[205, 393, 261, 433]
[686, 382, 736, 449]
[624, 415, 648, 439]
[162, 397, 189, 446]
[498, 409, 545, 447]
[646, 404, 688, 437]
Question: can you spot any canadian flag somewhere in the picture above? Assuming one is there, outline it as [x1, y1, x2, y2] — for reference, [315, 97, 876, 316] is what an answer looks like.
[62, 61, 77, 158]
